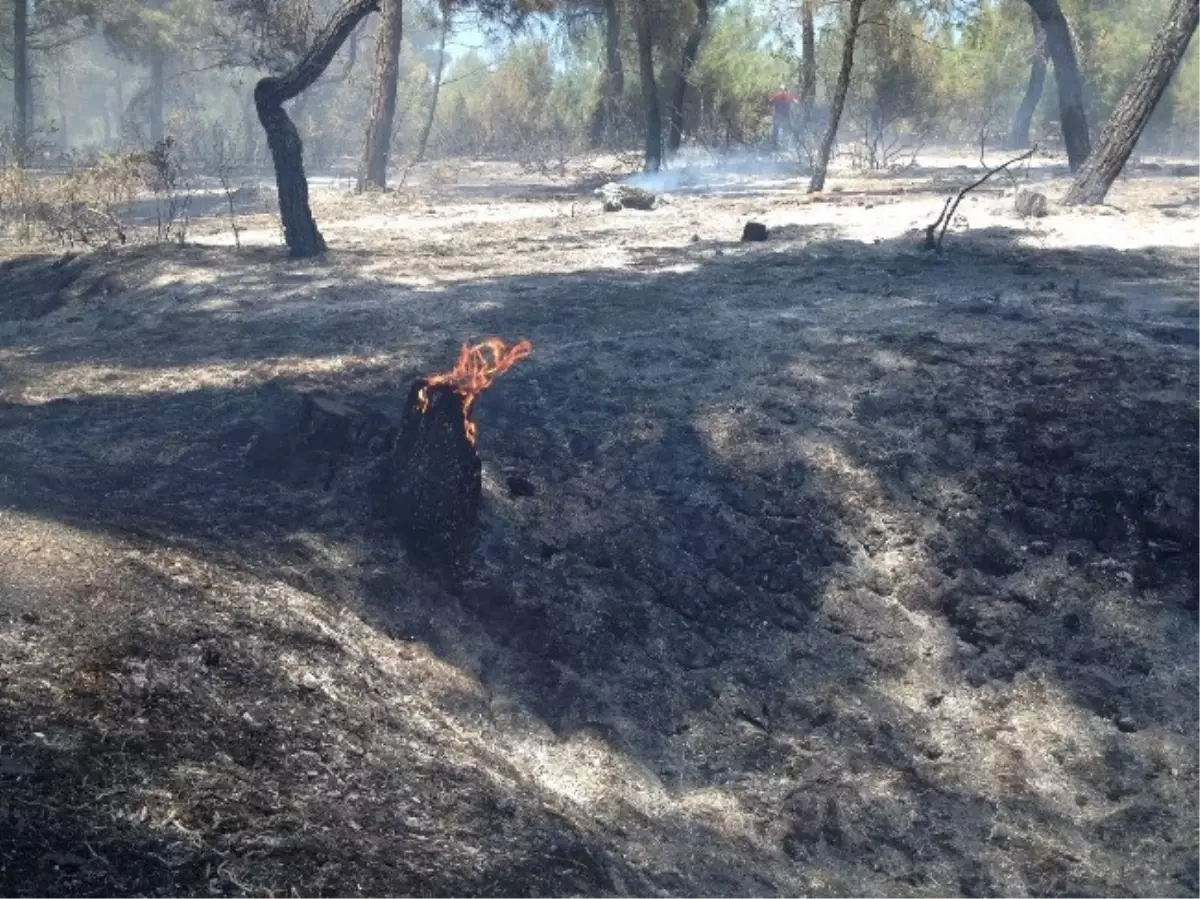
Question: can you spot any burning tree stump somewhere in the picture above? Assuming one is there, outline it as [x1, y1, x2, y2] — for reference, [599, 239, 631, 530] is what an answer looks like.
[385, 381, 482, 567]
[380, 338, 532, 569]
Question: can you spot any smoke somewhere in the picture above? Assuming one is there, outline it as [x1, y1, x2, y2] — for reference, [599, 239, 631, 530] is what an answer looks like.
[621, 146, 800, 195]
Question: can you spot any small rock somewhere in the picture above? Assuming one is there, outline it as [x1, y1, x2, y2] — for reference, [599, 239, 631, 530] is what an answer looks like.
[921, 742, 945, 760]
[1065, 550, 1084, 567]
[690, 233, 700, 242]
[1115, 715, 1139, 733]
[298, 671, 320, 693]
[741, 221, 769, 242]
[595, 182, 658, 212]
[1014, 189, 1050, 218]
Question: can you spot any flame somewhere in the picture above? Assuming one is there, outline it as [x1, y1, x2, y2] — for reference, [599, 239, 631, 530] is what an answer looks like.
[417, 337, 533, 444]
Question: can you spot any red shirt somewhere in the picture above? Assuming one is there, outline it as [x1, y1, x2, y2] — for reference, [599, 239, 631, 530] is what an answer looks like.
[770, 90, 798, 115]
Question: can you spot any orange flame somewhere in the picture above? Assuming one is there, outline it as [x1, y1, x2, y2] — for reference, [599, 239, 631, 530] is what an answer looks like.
[417, 337, 533, 444]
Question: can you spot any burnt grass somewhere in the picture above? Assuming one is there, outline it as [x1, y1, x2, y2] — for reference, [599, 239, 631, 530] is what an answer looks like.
[0, 202, 1197, 897]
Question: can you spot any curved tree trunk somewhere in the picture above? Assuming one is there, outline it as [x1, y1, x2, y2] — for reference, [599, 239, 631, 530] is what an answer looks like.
[1064, 0, 1198, 205]
[415, 3, 450, 163]
[634, 0, 662, 172]
[359, 0, 403, 191]
[1025, 0, 1090, 171]
[798, 0, 816, 127]
[14, 0, 30, 165]
[809, 0, 865, 192]
[667, 0, 708, 154]
[256, 0, 381, 257]
[588, 0, 624, 149]
[1009, 11, 1047, 149]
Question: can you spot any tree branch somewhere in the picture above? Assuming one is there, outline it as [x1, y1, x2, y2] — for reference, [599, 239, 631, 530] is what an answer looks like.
[924, 146, 1037, 251]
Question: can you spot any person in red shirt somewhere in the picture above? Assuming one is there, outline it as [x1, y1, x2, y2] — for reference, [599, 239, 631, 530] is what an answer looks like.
[770, 85, 798, 151]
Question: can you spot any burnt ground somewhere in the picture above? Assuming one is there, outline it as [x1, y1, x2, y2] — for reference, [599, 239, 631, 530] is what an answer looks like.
[0, 155, 1197, 897]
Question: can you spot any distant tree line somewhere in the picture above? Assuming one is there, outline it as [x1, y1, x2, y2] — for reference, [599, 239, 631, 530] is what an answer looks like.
[2, 0, 1196, 254]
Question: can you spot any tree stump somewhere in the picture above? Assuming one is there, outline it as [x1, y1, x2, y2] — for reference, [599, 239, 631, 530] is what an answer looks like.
[379, 381, 482, 569]
[742, 221, 769, 241]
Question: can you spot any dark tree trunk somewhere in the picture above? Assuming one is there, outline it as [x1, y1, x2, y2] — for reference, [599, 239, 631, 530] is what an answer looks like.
[1025, 0, 1091, 171]
[809, 0, 865, 192]
[798, 0, 816, 127]
[1064, 0, 1198, 205]
[13, 0, 30, 165]
[414, 3, 449, 163]
[1009, 11, 1047, 148]
[634, 0, 662, 172]
[255, 0, 381, 258]
[149, 46, 165, 143]
[667, 0, 708, 153]
[588, 0, 624, 149]
[359, 0, 403, 191]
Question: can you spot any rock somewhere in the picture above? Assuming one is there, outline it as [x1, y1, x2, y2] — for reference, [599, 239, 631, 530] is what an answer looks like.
[1014, 190, 1049, 218]
[1115, 715, 1139, 733]
[595, 182, 658, 212]
[741, 221, 769, 242]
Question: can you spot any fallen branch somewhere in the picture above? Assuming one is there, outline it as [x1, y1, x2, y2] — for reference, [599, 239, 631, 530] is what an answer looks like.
[924, 145, 1037, 251]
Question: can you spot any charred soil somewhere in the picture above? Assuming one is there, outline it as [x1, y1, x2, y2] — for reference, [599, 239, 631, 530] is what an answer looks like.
[0, 156, 1197, 897]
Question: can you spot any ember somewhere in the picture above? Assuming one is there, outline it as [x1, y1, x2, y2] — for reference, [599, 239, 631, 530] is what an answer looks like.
[417, 337, 533, 444]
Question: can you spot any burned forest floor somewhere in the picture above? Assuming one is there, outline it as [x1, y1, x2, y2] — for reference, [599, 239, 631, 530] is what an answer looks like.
[1, 151, 1198, 897]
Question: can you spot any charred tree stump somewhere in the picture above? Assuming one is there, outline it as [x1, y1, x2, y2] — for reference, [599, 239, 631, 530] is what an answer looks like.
[381, 381, 482, 569]
[255, 0, 380, 257]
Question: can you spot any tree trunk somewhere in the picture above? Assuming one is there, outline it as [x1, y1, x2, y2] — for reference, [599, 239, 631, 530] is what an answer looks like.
[415, 3, 449, 163]
[55, 61, 69, 154]
[809, 0, 865, 192]
[1009, 11, 1047, 148]
[358, 0, 402, 190]
[256, 0, 381, 258]
[667, 0, 708, 154]
[798, 0, 816, 128]
[1025, 0, 1090, 171]
[634, 0, 662, 173]
[1064, 0, 1198, 205]
[13, 0, 30, 165]
[149, 47, 165, 143]
[588, 0, 624, 149]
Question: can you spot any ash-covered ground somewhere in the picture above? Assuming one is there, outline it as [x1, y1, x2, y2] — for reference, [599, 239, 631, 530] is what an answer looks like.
[0, 152, 1197, 897]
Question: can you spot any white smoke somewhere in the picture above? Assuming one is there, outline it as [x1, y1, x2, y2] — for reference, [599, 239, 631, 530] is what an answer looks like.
[621, 146, 800, 195]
